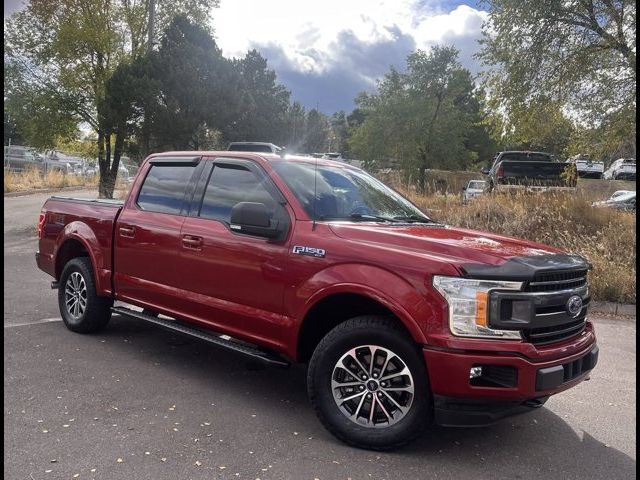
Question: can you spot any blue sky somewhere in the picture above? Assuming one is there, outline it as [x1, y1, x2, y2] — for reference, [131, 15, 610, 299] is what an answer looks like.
[5, 1, 489, 114]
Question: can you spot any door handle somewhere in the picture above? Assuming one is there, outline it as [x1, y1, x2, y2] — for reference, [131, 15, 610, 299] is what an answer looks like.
[119, 226, 135, 238]
[182, 235, 203, 250]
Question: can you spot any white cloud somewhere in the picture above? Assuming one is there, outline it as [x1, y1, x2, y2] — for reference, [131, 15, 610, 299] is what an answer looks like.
[212, 1, 488, 76]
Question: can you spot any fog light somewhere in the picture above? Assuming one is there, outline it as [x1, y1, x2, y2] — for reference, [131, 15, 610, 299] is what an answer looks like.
[469, 366, 483, 379]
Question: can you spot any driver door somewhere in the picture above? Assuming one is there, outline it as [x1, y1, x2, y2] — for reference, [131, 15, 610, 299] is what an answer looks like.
[178, 158, 293, 346]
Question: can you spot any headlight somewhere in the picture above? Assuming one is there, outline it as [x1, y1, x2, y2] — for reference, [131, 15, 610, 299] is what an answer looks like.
[433, 276, 523, 339]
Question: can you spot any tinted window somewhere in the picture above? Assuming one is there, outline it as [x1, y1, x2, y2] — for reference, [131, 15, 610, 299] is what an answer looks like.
[137, 165, 195, 214]
[199, 165, 278, 223]
[500, 152, 552, 162]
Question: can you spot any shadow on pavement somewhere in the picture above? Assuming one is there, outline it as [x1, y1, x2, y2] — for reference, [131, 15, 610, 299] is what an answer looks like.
[97, 315, 636, 480]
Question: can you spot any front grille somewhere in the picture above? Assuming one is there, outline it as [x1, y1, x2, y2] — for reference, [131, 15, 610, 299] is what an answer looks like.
[523, 318, 587, 345]
[490, 268, 590, 346]
[524, 269, 588, 292]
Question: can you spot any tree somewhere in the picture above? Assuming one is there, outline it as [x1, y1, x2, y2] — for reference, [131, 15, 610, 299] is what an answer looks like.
[4, 0, 218, 198]
[330, 111, 349, 155]
[349, 46, 491, 190]
[483, 98, 575, 156]
[229, 50, 291, 145]
[479, 0, 636, 158]
[4, 60, 78, 149]
[143, 16, 240, 151]
[302, 109, 332, 153]
[283, 101, 307, 151]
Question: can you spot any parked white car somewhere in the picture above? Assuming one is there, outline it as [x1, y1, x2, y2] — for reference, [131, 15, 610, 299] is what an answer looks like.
[566, 155, 604, 178]
[610, 190, 635, 200]
[603, 158, 636, 180]
[462, 180, 487, 202]
[592, 191, 636, 211]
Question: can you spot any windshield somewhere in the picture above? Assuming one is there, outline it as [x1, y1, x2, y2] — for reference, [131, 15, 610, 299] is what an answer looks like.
[468, 181, 486, 189]
[500, 152, 552, 162]
[272, 161, 433, 223]
[611, 192, 636, 202]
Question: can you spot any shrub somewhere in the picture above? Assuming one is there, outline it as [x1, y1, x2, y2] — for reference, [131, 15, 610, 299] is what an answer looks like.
[402, 189, 636, 304]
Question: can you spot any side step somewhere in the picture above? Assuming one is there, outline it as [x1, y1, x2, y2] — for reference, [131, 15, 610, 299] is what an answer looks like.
[111, 306, 290, 368]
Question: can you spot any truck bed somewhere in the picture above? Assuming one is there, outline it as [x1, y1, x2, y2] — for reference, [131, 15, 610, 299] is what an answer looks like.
[36, 196, 124, 295]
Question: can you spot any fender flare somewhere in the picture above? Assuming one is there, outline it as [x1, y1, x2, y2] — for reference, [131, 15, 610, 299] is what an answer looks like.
[290, 263, 431, 354]
[54, 221, 108, 294]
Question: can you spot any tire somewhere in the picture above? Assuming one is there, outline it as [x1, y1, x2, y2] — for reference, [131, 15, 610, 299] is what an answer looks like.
[307, 316, 431, 450]
[58, 257, 113, 333]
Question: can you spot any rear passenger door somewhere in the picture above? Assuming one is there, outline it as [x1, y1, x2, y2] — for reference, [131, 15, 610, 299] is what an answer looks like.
[178, 158, 292, 348]
[114, 157, 203, 311]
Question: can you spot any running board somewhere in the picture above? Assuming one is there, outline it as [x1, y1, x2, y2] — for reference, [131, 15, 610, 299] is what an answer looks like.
[111, 306, 290, 368]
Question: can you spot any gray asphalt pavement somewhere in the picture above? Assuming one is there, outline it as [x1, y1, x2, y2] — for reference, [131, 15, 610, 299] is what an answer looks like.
[4, 190, 637, 480]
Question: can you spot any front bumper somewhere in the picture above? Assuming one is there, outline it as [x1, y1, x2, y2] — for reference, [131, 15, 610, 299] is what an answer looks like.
[424, 340, 598, 426]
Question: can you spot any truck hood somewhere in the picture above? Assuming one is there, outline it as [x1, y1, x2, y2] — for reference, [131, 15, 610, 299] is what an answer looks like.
[328, 222, 563, 268]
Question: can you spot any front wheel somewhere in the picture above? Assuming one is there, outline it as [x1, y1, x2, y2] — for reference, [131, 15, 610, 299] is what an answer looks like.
[307, 316, 431, 450]
[58, 257, 113, 333]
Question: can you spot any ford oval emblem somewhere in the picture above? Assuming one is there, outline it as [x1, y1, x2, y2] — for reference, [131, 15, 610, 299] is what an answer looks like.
[566, 295, 583, 317]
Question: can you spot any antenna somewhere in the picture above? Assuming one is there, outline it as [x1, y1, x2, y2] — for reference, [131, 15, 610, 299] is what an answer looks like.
[312, 155, 318, 231]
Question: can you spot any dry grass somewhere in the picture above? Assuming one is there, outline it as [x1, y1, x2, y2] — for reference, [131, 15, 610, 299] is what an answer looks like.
[401, 187, 636, 304]
[4, 168, 98, 193]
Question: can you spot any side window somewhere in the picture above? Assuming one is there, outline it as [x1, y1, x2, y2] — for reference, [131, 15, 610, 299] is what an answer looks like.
[137, 165, 196, 214]
[199, 165, 278, 223]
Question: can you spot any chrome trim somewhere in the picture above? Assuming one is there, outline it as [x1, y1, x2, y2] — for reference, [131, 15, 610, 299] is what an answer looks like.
[528, 276, 586, 287]
[516, 285, 589, 296]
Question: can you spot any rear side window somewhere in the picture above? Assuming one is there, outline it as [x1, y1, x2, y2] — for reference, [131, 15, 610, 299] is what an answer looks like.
[199, 165, 278, 223]
[137, 165, 196, 214]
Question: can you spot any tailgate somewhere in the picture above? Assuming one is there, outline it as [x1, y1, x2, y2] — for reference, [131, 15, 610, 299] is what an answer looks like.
[500, 161, 575, 187]
[575, 161, 604, 172]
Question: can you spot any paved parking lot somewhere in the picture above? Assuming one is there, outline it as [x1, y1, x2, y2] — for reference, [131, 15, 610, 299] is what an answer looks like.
[4, 191, 637, 480]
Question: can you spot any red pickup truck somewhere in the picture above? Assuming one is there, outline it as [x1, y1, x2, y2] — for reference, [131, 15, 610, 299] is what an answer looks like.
[36, 152, 598, 449]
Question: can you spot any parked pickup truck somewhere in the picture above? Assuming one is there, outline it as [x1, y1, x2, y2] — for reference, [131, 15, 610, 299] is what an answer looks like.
[36, 152, 597, 450]
[566, 154, 605, 179]
[482, 151, 577, 192]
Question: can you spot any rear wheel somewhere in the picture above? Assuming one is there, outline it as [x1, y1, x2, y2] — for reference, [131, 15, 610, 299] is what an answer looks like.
[307, 316, 430, 450]
[58, 257, 113, 333]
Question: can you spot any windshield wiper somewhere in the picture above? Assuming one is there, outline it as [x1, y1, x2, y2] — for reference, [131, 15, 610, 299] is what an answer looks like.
[392, 214, 435, 224]
[319, 214, 401, 223]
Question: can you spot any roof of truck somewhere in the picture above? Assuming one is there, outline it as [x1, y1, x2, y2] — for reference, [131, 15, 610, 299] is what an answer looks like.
[147, 151, 361, 170]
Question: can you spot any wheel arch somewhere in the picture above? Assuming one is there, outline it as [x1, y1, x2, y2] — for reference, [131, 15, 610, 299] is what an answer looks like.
[54, 222, 110, 295]
[295, 289, 426, 363]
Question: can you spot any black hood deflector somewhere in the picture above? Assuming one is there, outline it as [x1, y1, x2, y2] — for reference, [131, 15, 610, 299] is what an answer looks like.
[461, 254, 590, 281]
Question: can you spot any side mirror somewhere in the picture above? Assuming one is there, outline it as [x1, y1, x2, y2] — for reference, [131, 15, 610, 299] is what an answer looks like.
[462, 186, 467, 191]
[230, 202, 280, 239]
[480, 167, 490, 175]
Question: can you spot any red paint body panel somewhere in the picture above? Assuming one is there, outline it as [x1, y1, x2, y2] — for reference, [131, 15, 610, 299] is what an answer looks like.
[36, 151, 597, 407]
[424, 324, 596, 401]
[36, 199, 122, 295]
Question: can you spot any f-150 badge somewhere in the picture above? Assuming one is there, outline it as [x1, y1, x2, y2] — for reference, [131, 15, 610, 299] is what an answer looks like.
[292, 245, 326, 258]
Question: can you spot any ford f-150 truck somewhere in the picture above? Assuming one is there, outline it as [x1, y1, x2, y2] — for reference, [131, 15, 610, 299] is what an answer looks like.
[36, 152, 598, 450]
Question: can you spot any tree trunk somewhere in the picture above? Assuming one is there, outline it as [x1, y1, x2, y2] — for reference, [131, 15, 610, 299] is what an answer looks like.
[97, 130, 110, 199]
[418, 150, 427, 193]
[98, 129, 119, 199]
